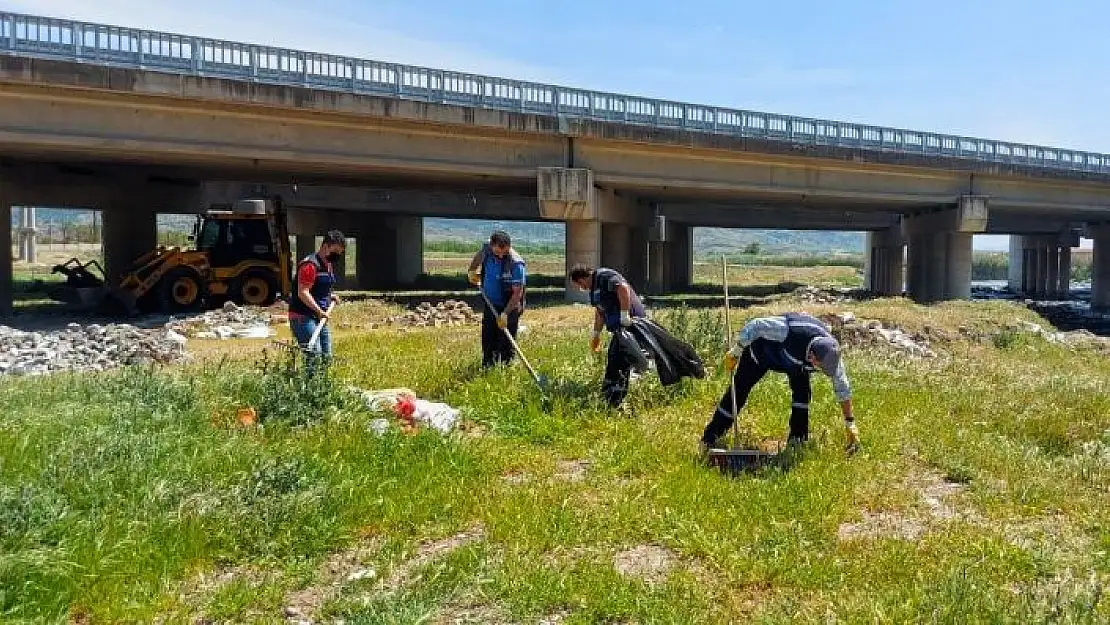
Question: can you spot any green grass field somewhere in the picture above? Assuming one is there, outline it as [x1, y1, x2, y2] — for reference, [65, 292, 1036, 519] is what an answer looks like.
[2, 294, 1109, 623]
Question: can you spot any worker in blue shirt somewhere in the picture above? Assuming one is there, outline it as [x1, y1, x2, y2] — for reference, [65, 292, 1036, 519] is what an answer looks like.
[467, 230, 527, 369]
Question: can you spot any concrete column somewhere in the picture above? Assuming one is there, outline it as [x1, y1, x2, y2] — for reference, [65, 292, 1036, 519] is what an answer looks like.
[1046, 245, 1060, 301]
[24, 207, 36, 264]
[667, 222, 692, 291]
[901, 197, 988, 303]
[626, 226, 649, 293]
[1008, 235, 1024, 291]
[102, 206, 158, 285]
[1057, 245, 1072, 298]
[1092, 226, 1110, 311]
[1, 200, 11, 317]
[867, 227, 905, 295]
[905, 235, 927, 302]
[1021, 246, 1035, 296]
[16, 206, 26, 262]
[395, 215, 423, 285]
[353, 214, 422, 290]
[1036, 244, 1050, 299]
[565, 219, 601, 303]
[944, 232, 973, 300]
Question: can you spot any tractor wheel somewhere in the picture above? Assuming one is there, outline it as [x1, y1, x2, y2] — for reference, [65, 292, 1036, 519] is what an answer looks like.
[159, 267, 206, 314]
[231, 268, 279, 307]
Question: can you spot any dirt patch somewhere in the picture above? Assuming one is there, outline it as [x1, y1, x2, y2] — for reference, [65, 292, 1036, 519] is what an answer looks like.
[612, 544, 678, 586]
[501, 471, 530, 485]
[837, 512, 927, 541]
[433, 598, 513, 625]
[383, 524, 486, 592]
[282, 540, 380, 623]
[554, 460, 591, 483]
[838, 468, 974, 542]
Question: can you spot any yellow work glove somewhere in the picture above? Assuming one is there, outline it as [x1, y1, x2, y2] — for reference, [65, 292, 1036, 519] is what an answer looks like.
[722, 351, 738, 373]
[590, 331, 602, 353]
[467, 269, 481, 286]
[845, 419, 861, 455]
[497, 312, 508, 329]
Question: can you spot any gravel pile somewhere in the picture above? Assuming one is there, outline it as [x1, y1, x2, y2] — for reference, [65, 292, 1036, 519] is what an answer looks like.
[0, 323, 189, 377]
[822, 312, 939, 358]
[392, 300, 482, 328]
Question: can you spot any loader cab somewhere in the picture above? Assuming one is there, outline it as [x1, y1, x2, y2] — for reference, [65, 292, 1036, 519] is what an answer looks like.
[195, 213, 279, 267]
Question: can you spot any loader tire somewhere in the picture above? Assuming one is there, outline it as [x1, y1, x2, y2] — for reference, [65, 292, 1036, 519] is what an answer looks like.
[231, 268, 279, 307]
[160, 267, 206, 314]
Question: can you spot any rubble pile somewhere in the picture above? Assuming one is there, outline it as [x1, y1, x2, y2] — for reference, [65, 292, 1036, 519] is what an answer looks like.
[822, 312, 938, 358]
[391, 300, 482, 328]
[0, 323, 189, 376]
[794, 286, 857, 305]
[1006, 321, 1110, 351]
[165, 301, 279, 340]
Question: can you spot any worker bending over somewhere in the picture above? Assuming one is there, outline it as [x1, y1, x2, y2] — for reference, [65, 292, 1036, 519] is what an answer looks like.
[569, 264, 647, 407]
[701, 312, 861, 454]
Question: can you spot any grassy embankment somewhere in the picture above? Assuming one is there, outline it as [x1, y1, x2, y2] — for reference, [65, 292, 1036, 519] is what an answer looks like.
[2, 287, 1110, 623]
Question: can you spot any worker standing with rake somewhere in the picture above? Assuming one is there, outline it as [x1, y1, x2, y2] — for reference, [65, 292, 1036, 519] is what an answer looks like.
[288, 230, 346, 373]
[467, 230, 527, 370]
[700, 312, 861, 456]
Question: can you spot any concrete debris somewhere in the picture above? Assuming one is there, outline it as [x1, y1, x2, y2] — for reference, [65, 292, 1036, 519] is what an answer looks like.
[822, 312, 938, 358]
[164, 301, 278, 340]
[794, 285, 857, 304]
[391, 300, 482, 328]
[1006, 320, 1110, 350]
[0, 323, 189, 377]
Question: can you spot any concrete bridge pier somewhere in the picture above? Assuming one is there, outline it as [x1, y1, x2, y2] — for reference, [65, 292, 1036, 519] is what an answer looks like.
[352, 214, 422, 291]
[1, 197, 12, 317]
[1091, 224, 1110, 311]
[647, 222, 692, 294]
[902, 195, 988, 303]
[1016, 232, 1076, 299]
[864, 226, 905, 296]
[102, 204, 158, 286]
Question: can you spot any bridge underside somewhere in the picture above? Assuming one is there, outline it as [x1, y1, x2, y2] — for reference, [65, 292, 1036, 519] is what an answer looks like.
[2, 56, 1110, 314]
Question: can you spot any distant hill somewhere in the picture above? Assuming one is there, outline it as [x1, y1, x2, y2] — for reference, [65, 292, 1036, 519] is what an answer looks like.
[15, 209, 866, 257]
[424, 218, 865, 256]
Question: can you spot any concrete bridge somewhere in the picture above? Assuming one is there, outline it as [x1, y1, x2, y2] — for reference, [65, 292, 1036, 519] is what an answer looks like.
[1, 10, 1109, 315]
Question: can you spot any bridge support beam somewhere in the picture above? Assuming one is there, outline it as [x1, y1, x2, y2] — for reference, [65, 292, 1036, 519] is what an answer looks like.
[865, 226, 904, 296]
[1, 197, 11, 317]
[102, 204, 158, 286]
[1008, 236, 1023, 291]
[354, 215, 423, 291]
[1091, 224, 1110, 311]
[902, 195, 988, 303]
[538, 167, 652, 299]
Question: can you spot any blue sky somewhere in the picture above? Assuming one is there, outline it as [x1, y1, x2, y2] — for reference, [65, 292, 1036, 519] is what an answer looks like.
[7, 0, 1105, 250]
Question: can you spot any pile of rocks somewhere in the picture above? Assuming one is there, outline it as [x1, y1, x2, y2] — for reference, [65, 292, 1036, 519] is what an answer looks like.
[0, 323, 189, 377]
[1006, 321, 1110, 351]
[164, 301, 278, 340]
[794, 286, 857, 304]
[392, 300, 482, 328]
[822, 312, 938, 358]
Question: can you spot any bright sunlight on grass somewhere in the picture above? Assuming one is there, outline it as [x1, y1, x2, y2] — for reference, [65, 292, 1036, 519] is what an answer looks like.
[2, 294, 1109, 623]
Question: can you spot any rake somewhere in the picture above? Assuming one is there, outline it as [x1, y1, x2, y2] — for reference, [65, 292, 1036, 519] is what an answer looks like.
[477, 290, 550, 391]
[706, 255, 783, 475]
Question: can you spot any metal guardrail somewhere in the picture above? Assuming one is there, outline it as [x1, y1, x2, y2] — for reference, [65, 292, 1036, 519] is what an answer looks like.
[2, 10, 1108, 175]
